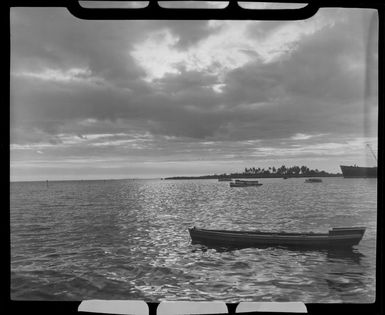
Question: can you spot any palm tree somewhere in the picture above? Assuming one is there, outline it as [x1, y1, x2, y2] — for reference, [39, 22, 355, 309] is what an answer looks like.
[292, 166, 300, 175]
[300, 166, 309, 175]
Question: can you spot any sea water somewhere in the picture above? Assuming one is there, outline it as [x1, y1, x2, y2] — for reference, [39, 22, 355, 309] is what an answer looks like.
[10, 177, 376, 302]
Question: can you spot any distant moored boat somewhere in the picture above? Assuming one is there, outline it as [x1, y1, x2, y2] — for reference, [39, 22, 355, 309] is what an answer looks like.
[340, 165, 377, 178]
[340, 145, 378, 178]
[218, 177, 232, 181]
[305, 178, 322, 183]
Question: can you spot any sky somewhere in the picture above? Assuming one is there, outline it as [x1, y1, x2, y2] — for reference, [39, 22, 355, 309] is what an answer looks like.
[10, 6, 379, 181]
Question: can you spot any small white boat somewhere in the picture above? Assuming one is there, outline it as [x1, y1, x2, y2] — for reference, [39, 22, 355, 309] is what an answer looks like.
[230, 179, 262, 187]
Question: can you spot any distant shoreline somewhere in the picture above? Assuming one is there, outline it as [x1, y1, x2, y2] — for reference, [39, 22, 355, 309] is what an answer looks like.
[164, 174, 343, 180]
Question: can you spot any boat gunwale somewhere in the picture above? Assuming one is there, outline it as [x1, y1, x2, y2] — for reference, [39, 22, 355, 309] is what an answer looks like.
[189, 227, 366, 238]
[189, 228, 328, 237]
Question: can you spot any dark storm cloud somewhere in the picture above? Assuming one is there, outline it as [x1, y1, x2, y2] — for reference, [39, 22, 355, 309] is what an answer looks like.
[12, 9, 155, 83]
[11, 73, 224, 141]
[213, 10, 378, 140]
[10, 8, 227, 144]
[11, 9, 218, 84]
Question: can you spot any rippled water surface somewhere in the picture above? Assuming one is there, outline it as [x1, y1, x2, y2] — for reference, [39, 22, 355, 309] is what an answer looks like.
[11, 178, 376, 302]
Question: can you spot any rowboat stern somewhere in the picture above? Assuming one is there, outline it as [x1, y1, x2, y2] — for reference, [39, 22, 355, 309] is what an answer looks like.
[328, 227, 366, 246]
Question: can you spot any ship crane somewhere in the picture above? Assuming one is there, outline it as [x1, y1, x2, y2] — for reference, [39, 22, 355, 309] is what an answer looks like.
[366, 144, 377, 163]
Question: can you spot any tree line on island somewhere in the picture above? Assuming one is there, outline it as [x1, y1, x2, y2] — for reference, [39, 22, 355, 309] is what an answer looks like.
[243, 165, 330, 177]
[164, 165, 341, 180]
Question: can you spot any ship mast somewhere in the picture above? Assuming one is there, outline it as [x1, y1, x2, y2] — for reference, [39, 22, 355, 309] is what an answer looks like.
[366, 144, 377, 162]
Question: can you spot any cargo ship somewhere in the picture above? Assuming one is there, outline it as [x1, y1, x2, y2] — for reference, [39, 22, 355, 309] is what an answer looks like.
[340, 165, 377, 178]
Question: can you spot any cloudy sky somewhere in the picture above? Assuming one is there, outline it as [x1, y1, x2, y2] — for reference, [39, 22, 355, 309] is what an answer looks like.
[10, 6, 378, 181]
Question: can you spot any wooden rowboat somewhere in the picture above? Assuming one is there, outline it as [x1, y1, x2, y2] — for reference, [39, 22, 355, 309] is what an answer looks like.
[189, 226, 366, 248]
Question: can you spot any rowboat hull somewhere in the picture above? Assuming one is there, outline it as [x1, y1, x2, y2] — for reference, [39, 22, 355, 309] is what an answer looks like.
[189, 227, 365, 248]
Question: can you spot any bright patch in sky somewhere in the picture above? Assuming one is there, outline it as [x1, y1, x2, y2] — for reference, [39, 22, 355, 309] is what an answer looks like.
[131, 30, 184, 81]
[291, 133, 315, 140]
[15, 67, 98, 83]
[131, 17, 336, 83]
